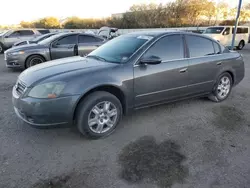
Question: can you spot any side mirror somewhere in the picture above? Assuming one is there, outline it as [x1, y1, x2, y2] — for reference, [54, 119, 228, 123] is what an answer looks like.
[223, 31, 229, 35]
[140, 55, 162, 65]
[4, 35, 9, 38]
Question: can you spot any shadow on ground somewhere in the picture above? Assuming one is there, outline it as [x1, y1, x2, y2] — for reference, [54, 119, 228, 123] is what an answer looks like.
[212, 105, 246, 131]
[118, 136, 188, 188]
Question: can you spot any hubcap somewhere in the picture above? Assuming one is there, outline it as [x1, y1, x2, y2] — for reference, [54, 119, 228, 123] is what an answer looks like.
[29, 57, 43, 67]
[217, 76, 231, 99]
[239, 42, 243, 49]
[88, 101, 118, 134]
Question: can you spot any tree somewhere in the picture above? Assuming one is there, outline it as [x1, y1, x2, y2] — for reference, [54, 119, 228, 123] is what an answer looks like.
[20, 21, 33, 28]
[33, 17, 60, 29]
[214, 2, 229, 25]
[185, 0, 211, 26]
[203, 1, 216, 25]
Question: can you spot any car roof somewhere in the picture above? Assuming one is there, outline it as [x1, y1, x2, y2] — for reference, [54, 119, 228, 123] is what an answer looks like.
[126, 30, 210, 38]
[126, 30, 182, 37]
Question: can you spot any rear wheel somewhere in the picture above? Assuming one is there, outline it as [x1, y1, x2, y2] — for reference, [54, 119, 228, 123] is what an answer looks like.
[76, 91, 122, 139]
[25, 55, 45, 68]
[208, 72, 232, 102]
[237, 40, 245, 50]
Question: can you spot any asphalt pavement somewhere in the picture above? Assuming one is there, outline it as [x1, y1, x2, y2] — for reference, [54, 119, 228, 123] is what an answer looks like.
[0, 46, 250, 188]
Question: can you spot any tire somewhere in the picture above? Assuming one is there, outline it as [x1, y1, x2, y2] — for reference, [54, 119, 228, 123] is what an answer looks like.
[0, 43, 4, 54]
[76, 91, 122, 139]
[208, 72, 233, 102]
[25, 55, 45, 68]
[237, 40, 245, 50]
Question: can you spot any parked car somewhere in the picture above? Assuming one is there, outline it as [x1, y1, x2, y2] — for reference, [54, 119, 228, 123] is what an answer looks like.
[0, 29, 46, 53]
[98, 26, 119, 40]
[12, 32, 58, 47]
[12, 31, 245, 139]
[203, 26, 249, 50]
[4, 32, 106, 69]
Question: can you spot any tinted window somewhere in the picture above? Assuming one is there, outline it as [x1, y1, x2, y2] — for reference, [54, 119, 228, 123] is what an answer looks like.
[213, 42, 221, 54]
[204, 27, 224, 34]
[56, 35, 77, 45]
[78, 35, 103, 43]
[19, 30, 34, 36]
[143, 35, 184, 61]
[38, 29, 50, 34]
[232, 27, 248, 34]
[88, 35, 151, 63]
[186, 35, 214, 57]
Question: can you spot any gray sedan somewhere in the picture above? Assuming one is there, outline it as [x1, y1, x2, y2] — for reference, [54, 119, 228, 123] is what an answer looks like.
[4, 32, 106, 69]
[12, 31, 245, 139]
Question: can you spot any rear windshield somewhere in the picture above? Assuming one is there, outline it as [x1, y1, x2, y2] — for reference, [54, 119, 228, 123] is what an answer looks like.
[204, 27, 224, 34]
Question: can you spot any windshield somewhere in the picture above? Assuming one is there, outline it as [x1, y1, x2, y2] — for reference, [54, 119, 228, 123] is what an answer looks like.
[87, 35, 152, 64]
[32, 33, 55, 43]
[204, 27, 225, 34]
[0, 30, 11, 35]
[38, 33, 64, 45]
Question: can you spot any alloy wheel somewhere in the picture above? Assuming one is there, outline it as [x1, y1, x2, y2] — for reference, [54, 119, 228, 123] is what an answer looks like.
[29, 57, 43, 67]
[217, 76, 231, 100]
[88, 101, 118, 134]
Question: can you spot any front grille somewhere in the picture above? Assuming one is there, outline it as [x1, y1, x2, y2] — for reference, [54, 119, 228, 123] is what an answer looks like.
[15, 81, 27, 96]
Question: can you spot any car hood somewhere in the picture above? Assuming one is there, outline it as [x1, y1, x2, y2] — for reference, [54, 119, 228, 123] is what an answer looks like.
[6, 43, 46, 53]
[18, 56, 115, 87]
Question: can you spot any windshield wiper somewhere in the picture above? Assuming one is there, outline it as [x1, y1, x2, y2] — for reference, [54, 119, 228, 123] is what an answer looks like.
[86, 55, 107, 62]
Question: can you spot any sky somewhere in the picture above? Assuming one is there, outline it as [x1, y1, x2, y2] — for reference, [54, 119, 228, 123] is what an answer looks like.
[0, 0, 241, 25]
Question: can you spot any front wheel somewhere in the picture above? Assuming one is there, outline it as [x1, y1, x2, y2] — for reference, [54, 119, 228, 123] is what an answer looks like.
[208, 72, 233, 102]
[76, 91, 122, 139]
[25, 55, 45, 68]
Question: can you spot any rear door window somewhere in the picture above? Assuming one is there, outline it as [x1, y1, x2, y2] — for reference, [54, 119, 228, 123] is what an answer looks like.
[78, 35, 103, 43]
[232, 27, 249, 34]
[186, 35, 215, 57]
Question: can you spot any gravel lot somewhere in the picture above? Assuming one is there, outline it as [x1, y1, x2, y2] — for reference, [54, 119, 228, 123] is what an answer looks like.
[0, 46, 250, 188]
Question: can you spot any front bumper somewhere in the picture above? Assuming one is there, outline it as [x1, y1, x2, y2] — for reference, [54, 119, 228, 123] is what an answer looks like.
[12, 87, 80, 126]
[5, 54, 25, 69]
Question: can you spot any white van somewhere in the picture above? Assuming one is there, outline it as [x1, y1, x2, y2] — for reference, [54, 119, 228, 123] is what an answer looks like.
[203, 26, 250, 50]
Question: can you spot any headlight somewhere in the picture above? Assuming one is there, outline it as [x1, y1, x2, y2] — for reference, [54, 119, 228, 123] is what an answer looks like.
[28, 82, 66, 99]
[8, 51, 25, 56]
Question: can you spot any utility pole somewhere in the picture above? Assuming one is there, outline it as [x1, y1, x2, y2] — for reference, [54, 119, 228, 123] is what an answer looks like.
[231, 0, 243, 50]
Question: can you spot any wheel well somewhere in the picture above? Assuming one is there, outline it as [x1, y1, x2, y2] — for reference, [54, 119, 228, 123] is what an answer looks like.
[25, 54, 46, 68]
[73, 85, 126, 120]
[240, 40, 245, 45]
[225, 71, 234, 85]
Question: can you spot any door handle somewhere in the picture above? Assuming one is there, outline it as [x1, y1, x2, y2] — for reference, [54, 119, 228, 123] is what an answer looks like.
[179, 68, 188, 73]
[68, 45, 74, 49]
[217, 62, 222, 65]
